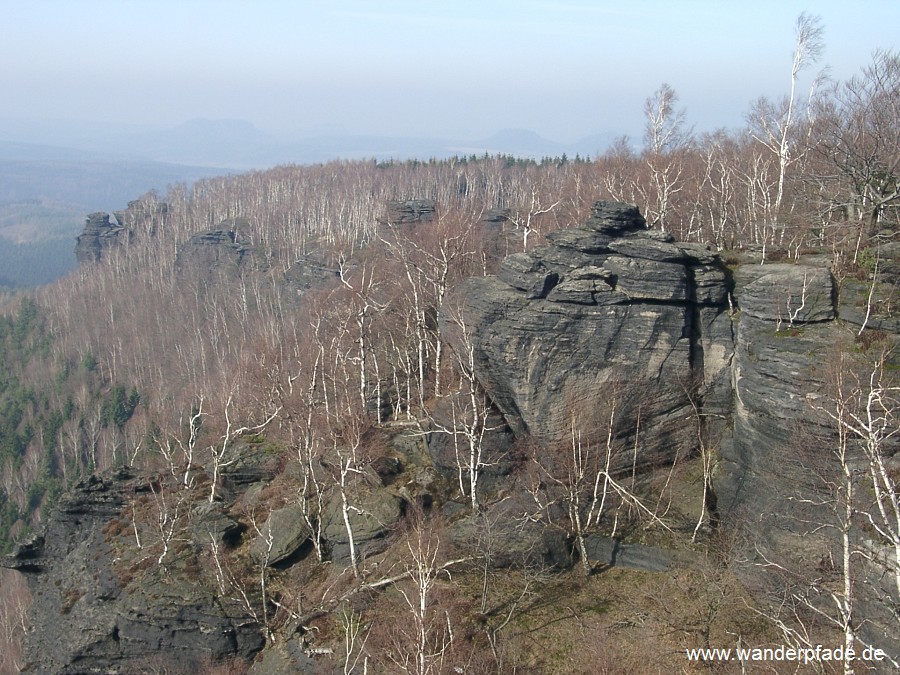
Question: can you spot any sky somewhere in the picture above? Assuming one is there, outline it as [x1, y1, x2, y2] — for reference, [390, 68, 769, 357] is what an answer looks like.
[2, 0, 899, 145]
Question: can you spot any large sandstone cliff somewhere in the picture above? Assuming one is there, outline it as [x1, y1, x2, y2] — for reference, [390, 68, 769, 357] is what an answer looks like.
[446, 202, 734, 474]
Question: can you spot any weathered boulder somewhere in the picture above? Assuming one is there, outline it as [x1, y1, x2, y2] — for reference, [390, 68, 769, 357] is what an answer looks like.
[607, 235, 689, 262]
[497, 252, 559, 298]
[175, 228, 249, 274]
[734, 264, 834, 323]
[250, 504, 312, 566]
[283, 249, 340, 292]
[321, 485, 403, 564]
[545, 227, 613, 254]
[446, 493, 573, 570]
[189, 501, 243, 546]
[381, 198, 436, 224]
[582, 535, 686, 572]
[836, 276, 900, 332]
[582, 201, 647, 235]
[220, 441, 280, 494]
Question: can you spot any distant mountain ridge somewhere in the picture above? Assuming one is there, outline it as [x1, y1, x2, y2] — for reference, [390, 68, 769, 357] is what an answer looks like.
[2, 118, 627, 170]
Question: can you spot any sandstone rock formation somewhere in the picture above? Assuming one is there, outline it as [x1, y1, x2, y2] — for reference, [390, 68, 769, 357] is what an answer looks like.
[174, 227, 250, 276]
[74, 212, 129, 264]
[2, 468, 264, 673]
[380, 198, 436, 224]
[444, 202, 734, 474]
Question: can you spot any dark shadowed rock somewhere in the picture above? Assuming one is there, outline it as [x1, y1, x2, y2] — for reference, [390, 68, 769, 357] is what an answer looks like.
[321, 485, 403, 564]
[481, 207, 511, 223]
[220, 441, 280, 493]
[582, 536, 688, 572]
[425, 393, 519, 494]
[1, 467, 264, 673]
[582, 201, 647, 235]
[447, 493, 573, 570]
[189, 501, 243, 546]
[497, 252, 559, 298]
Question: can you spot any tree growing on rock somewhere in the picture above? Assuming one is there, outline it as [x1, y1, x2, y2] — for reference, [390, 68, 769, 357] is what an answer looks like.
[207, 390, 280, 503]
[750, 345, 900, 673]
[813, 350, 900, 661]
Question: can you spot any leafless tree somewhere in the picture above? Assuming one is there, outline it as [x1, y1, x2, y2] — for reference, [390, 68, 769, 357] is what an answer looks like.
[0, 569, 30, 675]
[379, 514, 456, 675]
[507, 186, 561, 251]
[337, 603, 371, 674]
[811, 50, 900, 259]
[642, 83, 693, 233]
[814, 351, 900, 611]
[747, 12, 825, 259]
[431, 303, 504, 511]
[208, 391, 280, 503]
[527, 390, 671, 576]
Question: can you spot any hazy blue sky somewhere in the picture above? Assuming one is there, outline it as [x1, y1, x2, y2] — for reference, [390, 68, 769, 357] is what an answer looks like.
[2, 0, 898, 143]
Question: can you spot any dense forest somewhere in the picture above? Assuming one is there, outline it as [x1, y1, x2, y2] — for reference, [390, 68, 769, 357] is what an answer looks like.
[0, 22, 898, 674]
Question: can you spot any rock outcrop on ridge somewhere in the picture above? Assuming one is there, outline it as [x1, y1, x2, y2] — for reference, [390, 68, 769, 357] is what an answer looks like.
[74, 212, 130, 264]
[444, 201, 734, 473]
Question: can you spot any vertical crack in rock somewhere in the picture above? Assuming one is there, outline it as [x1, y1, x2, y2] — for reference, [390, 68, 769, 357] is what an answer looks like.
[440, 201, 733, 475]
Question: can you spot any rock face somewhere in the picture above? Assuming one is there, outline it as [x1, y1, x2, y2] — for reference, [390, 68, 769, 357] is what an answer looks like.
[2, 468, 264, 673]
[380, 198, 436, 224]
[721, 259, 899, 659]
[442, 202, 897, 659]
[75, 212, 130, 264]
[283, 249, 340, 293]
[719, 264, 839, 518]
[175, 227, 251, 276]
[445, 202, 734, 473]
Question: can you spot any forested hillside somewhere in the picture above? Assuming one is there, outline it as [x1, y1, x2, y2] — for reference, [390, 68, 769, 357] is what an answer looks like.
[0, 45, 897, 674]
